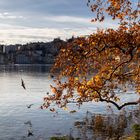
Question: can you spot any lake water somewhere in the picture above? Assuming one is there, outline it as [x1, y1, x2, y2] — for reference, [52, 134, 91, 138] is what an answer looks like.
[0, 65, 139, 140]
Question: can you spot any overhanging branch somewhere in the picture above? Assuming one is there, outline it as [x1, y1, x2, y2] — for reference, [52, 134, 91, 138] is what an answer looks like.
[99, 98, 139, 110]
[96, 90, 140, 110]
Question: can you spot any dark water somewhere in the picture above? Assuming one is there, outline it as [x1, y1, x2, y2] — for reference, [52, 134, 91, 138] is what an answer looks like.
[0, 65, 139, 140]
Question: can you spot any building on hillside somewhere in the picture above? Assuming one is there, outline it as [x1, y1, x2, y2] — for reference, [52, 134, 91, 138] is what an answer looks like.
[15, 54, 31, 64]
[0, 53, 5, 64]
[43, 53, 55, 64]
[4, 45, 19, 54]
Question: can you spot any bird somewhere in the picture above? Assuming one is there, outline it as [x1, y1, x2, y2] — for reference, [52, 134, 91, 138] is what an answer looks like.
[50, 74, 54, 78]
[24, 121, 32, 127]
[27, 128, 33, 137]
[50, 108, 55, 112]
[26, 104, 34, 109]
[21, 78, 26, 90]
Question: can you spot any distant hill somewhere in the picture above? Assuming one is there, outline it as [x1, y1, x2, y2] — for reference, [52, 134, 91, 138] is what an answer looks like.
[0, 38, 71, 64]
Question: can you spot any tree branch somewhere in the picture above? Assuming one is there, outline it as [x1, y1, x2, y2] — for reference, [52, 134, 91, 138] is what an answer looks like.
[96, 90, 139, 110]
[99, 98, 139, 110]
[107, 52, 134, 80]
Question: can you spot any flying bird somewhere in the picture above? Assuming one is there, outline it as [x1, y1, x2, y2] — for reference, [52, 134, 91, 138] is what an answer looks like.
[50, 74, 54, 78]
[21, 79, 26, 90]
[27, 104, 34, 109]
[24, 121, 32, 126]
[28, 128, 33, 137]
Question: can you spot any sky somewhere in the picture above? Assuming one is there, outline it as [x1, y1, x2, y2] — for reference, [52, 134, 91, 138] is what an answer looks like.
[0, 0, 119, 44]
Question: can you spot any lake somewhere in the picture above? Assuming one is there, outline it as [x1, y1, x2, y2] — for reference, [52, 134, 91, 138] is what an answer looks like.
[0, 65, 139, 140]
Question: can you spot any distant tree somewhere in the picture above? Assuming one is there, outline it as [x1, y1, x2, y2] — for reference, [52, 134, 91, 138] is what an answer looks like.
[42, 0, 140, 110]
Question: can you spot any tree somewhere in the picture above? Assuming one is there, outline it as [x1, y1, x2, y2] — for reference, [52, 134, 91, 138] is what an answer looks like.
[42, 0, 140, 110]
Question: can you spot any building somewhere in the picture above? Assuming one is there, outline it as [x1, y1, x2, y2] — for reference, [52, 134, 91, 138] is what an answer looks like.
[0, 53, 5, 64]
[15, 54, 31, 64]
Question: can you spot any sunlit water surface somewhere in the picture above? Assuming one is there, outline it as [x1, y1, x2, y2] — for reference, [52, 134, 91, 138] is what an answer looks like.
[0, 65, 138, 140]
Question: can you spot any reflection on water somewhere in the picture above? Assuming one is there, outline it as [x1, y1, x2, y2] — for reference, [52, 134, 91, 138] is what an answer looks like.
[0, 64, 52, 73]
[73, 107, 140, 140]
[0, 65, 139, 140]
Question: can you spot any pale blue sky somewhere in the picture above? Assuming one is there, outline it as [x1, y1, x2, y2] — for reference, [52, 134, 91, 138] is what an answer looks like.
[0, 0, 119, 44]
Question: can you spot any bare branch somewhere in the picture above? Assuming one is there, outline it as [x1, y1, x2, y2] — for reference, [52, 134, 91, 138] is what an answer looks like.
[96, 90, 139, 110]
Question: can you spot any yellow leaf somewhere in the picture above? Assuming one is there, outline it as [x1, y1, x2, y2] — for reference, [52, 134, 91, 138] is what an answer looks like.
[75, 77, 79, 81]
[63, 107, 69, 111]
[87, 80, 93, 86]
[137, 89, 140, 94]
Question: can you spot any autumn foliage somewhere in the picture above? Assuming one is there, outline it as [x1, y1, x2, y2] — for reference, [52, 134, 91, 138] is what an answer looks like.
[42, 0, 140, 110]
[87, 0, 139, 24]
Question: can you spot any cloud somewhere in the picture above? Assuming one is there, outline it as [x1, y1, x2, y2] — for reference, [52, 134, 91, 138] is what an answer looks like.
[43, 15, 118, 28]
[44, 15, 90, 24]
[0, 0, 119, 44]
[0, 0, 89, 17]
[0, 12, 24, 19]
[0, 14, 119, 45]
[0, 24, 96, 44]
